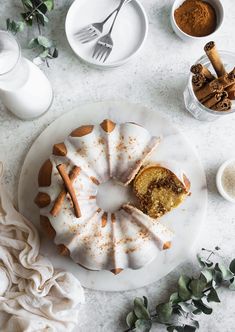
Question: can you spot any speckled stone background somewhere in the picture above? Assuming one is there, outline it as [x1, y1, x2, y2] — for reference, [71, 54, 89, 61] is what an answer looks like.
[1, 1, 235, 331]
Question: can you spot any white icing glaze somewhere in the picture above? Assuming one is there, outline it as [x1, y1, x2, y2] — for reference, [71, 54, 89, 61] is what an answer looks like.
[38, 120, 174, 272]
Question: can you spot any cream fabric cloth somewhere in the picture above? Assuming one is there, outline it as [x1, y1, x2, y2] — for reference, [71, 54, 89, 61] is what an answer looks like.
[0, 163, 85, 332]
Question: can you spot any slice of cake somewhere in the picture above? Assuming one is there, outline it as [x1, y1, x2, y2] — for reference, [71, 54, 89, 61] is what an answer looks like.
[133, 163, 190, 219]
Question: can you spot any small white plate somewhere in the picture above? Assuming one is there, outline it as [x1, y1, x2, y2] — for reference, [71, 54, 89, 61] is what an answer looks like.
[65, 0, 148, 68]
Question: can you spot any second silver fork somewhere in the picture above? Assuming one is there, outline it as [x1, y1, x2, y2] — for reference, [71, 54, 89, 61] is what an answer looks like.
[92, 0, 129, 62]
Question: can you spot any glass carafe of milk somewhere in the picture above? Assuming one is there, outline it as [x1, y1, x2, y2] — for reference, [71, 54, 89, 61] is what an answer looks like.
[0, 30, 53, 120]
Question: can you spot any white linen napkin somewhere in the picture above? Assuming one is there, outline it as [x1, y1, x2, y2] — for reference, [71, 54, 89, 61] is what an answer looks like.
[0, 162, 85, 332]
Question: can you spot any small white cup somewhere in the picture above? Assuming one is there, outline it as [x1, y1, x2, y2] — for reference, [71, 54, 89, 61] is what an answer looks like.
[216, 159, 235, 203]
[171, 0, 224, 42]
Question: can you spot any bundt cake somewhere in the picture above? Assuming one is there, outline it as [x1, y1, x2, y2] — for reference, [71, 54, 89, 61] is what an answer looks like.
[35, 119, 176, 274]
[133, 163, 191, 218]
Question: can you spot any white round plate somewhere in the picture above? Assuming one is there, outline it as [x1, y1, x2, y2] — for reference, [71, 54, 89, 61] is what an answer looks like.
[18, 101, 207, 291]
[65, 0, 148, 68]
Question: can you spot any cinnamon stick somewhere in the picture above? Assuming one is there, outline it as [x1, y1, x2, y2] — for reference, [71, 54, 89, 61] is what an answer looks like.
[200, 93, 214, 104]
[192, 74, 207, 91]
[226, 84, 235, 100]
[50, 166, 80, 217]
[203, 92, 223, 109]
[195, 80, 223, 101]
[56, 164, 81, 218]
[211, 98, 232, 112]
[228, 67, 235, 80]
[204, 41, 226, 77]
[190, 63, 215, 81]
[216, 71, 235, 89]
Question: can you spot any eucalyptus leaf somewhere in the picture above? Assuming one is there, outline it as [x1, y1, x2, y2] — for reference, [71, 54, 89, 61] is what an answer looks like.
[28, 38, 39, 48]
[177, 302, 196, 313]
[156, 302, 172, 323]
[135, 319, 152, 332]
[200, 269, 213, 283]
[178, 276, 191, 301]
[229, 278, 235, 291]
[207, 288, 220, 303]
[143, 296, 148, 309]
[134, 298, 150, 320]
[44, 0, 54, 11]
[205, 261, 213, 268]
[229, 259, 235, 274]
[52, 48, 58, 58]
[213, 270, 223, 285]
[126, 311, 137, 328]
[39, 49, 50, 59]
[17, 21, 25, 32]
[170, 292, 180, 304]
[189, 319, 199, 328]
[174, 327, 184, 332]
[6, 19, 25, 34]
[36, 11, 49, 25]
[21, 0, 33, 8]
[215, 263, 234, 281]
[190, 278, 207, 299]
[183, 325, 197, 332]
[192, 308, 202, 315]
[197, 254, 206, 268]
[37, 3, 48, 14]
[193, 299, 212, 315]
[167, 327, 176, 332]
[37, 35, 53, 48]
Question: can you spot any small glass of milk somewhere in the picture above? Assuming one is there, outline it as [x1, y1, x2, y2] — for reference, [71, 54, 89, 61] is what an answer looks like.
[216, 159, 235, 203]
[0, 30, 53, 120]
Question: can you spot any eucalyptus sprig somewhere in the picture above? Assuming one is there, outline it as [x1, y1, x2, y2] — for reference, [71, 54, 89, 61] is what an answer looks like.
[125, 247, 235, 332]
[6, 0, 58, 66]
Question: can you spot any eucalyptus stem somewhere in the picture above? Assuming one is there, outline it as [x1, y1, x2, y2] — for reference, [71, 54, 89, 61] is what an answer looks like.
[125, 248, 235, 332]
[6, 0, 58, 65]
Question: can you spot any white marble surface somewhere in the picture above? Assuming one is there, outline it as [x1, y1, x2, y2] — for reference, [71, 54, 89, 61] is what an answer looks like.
[0, 0, 235, 331]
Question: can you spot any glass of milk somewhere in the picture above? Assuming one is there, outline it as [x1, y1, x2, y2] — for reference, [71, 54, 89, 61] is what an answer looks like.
[0, 30, 53, 120]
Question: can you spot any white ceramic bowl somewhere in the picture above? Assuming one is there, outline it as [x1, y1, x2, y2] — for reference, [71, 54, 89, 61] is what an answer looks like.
[171, 0, 224, 42]
[216, 159, 235, 203]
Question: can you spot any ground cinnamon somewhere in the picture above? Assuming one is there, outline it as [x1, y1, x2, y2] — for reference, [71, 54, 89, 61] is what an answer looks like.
[174, 0, 217, 37]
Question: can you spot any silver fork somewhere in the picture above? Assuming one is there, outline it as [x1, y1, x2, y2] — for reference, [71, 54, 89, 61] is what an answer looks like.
[92, 0, 128, 62]
[76, 3, 121, 44]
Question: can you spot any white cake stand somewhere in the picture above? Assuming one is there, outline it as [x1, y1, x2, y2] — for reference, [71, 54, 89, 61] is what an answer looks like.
[18, 101, 207, 291]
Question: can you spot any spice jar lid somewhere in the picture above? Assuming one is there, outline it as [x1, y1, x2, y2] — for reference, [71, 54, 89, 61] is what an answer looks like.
[171, 0, 224, 42]
[216, 159, 235, 203]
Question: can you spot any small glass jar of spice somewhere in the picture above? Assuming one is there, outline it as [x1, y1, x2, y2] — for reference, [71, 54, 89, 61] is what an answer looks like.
[184, 42, 235, 121]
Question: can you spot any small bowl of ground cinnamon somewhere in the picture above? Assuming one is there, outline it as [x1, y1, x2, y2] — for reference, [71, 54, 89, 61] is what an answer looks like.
[171, 0, 224, 41]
